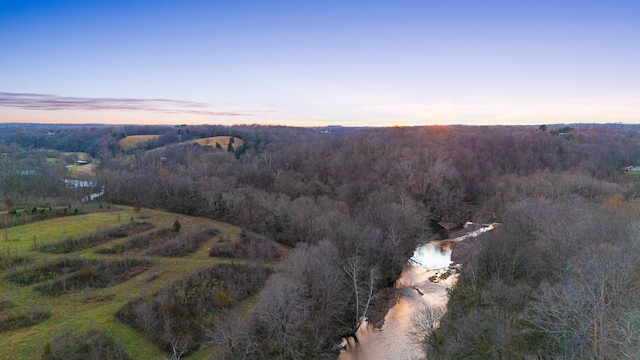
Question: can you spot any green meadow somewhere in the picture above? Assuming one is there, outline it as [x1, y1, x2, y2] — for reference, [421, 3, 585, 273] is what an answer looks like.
[117, 135, 161, 150]
[191, 136, 244, 149]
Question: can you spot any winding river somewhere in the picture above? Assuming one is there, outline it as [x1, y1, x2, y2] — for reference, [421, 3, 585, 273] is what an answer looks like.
[339, 223, 495, 360]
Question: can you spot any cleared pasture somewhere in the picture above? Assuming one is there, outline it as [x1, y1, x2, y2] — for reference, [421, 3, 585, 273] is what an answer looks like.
[118, 135, 160, 150]
[191, 136, 243, 149]
[0, 206, 271, 360]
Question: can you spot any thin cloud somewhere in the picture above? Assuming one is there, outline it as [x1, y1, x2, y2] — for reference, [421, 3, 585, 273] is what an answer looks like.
[0, 92, 267, 117]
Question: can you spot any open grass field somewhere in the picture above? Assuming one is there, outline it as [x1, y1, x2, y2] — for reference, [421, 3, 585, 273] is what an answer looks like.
[61, 151, 97, 177]
[60, 152, 90, 161]
[0, 206, 273, 359]
[191, 136, 244, 150]
[118, 135, 160, 150]
[66, 163, 97, 177]
[141, 136, 245, 159]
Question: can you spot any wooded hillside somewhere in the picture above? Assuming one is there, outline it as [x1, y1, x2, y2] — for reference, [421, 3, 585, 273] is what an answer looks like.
[2, 123, 640, 359]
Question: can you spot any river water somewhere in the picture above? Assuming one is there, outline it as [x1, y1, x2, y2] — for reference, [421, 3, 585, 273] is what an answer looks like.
[338, 223, 494, 360]
[410, 242, 452, 269]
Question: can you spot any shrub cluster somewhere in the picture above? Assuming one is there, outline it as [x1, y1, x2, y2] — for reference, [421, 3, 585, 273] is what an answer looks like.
[208, 231, 281, 261]
[115, 264, 270, 357]
[42, 330, 132, 360]
[38, 221, 155, 254]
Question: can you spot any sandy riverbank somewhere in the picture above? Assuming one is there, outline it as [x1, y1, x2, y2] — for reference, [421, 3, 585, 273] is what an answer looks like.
[339, 265, 456, 360]
[339, 222, 497, 360]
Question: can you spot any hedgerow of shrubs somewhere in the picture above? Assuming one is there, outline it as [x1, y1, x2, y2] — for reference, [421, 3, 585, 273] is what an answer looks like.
[38, 221, 155, 254]
[96, 228, 175, 254]
[0, 300, 14, 312]
[8, 257, 86, 285]
[0, 250, 30, 270]
[0, 307, 51, 333]
[34, 258, 153, 296]
[1, 206, 80, 230]
[97, 228, 219, 257]
[145, 228, 220, 257]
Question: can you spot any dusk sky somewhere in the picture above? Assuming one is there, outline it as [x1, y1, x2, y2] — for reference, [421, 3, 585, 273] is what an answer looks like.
[1, 0, 639, 127]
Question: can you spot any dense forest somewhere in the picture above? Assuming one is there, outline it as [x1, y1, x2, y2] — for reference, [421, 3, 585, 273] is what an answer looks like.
[2, 123, 640, 359]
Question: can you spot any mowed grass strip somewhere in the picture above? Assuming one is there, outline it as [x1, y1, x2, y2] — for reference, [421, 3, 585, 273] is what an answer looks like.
[2, 209, 141, 253]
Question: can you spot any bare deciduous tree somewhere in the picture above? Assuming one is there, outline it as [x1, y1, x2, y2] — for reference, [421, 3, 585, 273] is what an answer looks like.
[411, 304, 445, 355]
[255, 273, 306, 359]
[254, 240, 352, 358]
[168, 337, 190, 360]
[206, 308, 259, 360]
[528, 246, 640, 359]
[344, 254, 378, 332]
[136, 302, 156, 333]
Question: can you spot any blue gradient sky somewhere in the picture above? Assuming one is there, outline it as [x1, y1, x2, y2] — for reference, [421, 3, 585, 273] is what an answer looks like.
[1, 0, 639, 126]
